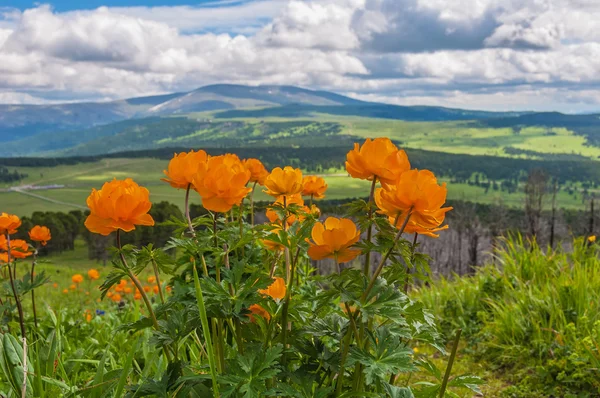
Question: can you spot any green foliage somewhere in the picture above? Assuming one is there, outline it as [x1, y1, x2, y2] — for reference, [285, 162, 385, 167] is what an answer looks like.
[419, 235, 600, 396]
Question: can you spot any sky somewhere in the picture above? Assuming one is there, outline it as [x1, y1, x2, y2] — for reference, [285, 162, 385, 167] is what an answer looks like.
[1, 0, 600, 112]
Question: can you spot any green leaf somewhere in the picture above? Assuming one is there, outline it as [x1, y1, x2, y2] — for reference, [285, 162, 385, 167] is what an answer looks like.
[384, 384, 415, 398]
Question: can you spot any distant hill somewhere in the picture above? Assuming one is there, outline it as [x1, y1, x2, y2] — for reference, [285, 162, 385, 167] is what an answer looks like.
[2, 83, 600, 158]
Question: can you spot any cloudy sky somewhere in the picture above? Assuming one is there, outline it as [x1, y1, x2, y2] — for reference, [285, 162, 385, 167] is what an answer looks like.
[1, 0, 600, 112]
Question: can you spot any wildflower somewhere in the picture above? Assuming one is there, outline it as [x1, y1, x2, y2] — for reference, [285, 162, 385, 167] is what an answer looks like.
[161, 149, 209, 189]
[0, 236, 32, 259]
[165, 286, 172, 294]
[52, 283, 58, 288]
[302, 176, 328, 199]
[0, 213, 21, 235]
[124, 287, 132, 294]
[248, 304, 270, 322]
[70, 284, 77, 290]
[266, 194, 305, 226]
[28, 225, 51, 246]
[88, 269, 100, 280]
[84, 310, 92, 322]
[307, 217, 361, 263]
[589, 235, 596, 243]
[111, 293, 122, 303]
[263, 166, 303, 198]
[147, 276, 156, 284]
[134, 291, 142, 300]
[192, 154, 252, 213]
[375, 169, 452, 237]
[85, 178, 154, 235]
[115, 284, 124, 292]
[153, 285, 159, 294]
[345, 138, 411, 184]
[72, 274, 84, 284]
[143, 285, 151, 293]
[400, 219, 449, 238]
[259, 277, 286, 300]
[243, 158, 270, 185]
[62, 289, 68, 294]
[107, 291, 114, 298]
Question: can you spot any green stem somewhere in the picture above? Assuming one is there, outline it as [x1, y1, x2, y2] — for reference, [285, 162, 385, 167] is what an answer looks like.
[185, 183, 196, 237]
[439, 329, 462, 398]
[31, 246, 39, 329]
[151, 257, 165, 305]
[335, 327, 353, 396]
[223, 246, 244, 354]
[116, 230, 171, 362]
[192, 263, 220, 397]
[362, 177, 378, 277]
[250, 182, 257, 226]
[5, 233, 26, 339]
[404, 233, 418, 293]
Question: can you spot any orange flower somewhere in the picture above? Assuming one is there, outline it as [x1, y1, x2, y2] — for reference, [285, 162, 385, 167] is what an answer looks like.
[153, 285, 159, 294]
[0, 236, 32, 259]
[85, 178, 155, 236]
[134, 291, 142, 300]
[346, 138, 411, 184]
[266, 194, 305, 226]
[375, 169, 452, 237]
[0, 213, 21, 235]
[107, 291, 114, 298]
[248, 304, 270, 322]
[52, 283, 58, 288]
[302, 176, 328, 199]
[124, 287, 133, 294]
[115, 284, 124, 292]
[243, 158, 269, 185]
[192, 154, 251, 213]
[143, 285, 151, 293]
[259, 277, 286, 300]
[397, 218, 449, 238]
[165, 286, 172, 293]
[263, 166, 303, 198]
[70, 284, 77, 290]
[307, 217, 361, 263]
[111, 293, 122, 303]
[28, 225, 51, 246]
[72, 274, 84, 284]
[62, 289, 69, 294]
[84, 310, 92, 322]
[88, 269, 100, 280]
[262, 227, 287, 251]
[0, 253, 7, 263]
[147, 276, 156, 284]
[161, 149, 209, 189]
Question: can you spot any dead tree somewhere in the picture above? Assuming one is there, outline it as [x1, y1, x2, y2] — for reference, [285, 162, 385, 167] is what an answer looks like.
[524, 169, 548, 240]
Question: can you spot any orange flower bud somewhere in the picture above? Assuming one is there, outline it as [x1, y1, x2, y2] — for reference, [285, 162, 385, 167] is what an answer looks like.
[243, 158, 269, 185]
[28, 225, 51, 246]
[72, 274, 84, 284]
[307, 217, 361, 263]
[302, 176, 328, 199]
[162, 150, 209, 189]
[263, 166, 303, 198]
[0, 213, 21, 235]
[346, 138, 410, 184]
[84, 178, 155, 236]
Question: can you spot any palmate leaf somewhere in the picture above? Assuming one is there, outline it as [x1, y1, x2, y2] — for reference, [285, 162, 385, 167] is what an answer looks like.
[384, 384, 415, 398]
[447, 375, 484, 394]
[348, 327, 415, 385]
[220, 344, 283, 398]
[98, 269, 128, 300]
[15, 270, 51, 296]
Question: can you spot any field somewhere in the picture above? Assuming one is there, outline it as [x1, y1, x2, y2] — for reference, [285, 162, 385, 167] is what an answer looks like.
[1, 156, 593, 217]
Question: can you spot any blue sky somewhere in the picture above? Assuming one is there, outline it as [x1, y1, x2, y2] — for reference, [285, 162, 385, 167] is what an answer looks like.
[1, 0, 600, 112]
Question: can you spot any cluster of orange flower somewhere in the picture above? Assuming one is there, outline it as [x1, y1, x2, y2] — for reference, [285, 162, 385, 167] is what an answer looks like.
[302, 138, 451, 265]
[0, 213, 51, 262]
[103, 276, 168, 303]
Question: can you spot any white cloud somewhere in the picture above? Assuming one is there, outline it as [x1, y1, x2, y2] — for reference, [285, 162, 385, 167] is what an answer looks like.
[1, 0, 600, 111]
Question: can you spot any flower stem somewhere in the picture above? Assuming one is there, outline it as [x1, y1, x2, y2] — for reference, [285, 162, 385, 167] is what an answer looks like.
[150, 257, 165, 305]
[185, 184, 196, 237]
[362, 177, 378, 277]
[116, 230, 171, 362]
[250, 182, 257, 226]
[362, 209, 412, 301]
[404, 233, 419, 293]
[192, 262, 220, 397]
[31, 246, 39, 329]
[5, 233, 26, 339]
[223, 246, 244, 354]
[439, 329, 462, 398]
